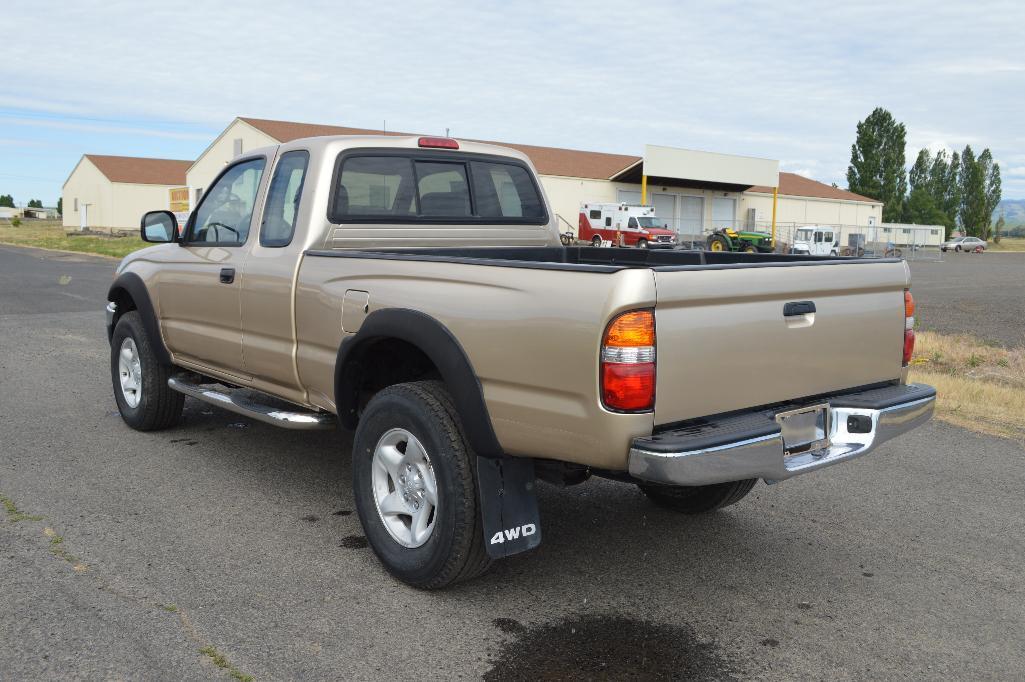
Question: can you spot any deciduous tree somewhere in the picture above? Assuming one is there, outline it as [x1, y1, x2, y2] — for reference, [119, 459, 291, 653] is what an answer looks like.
[847, 108, 908, 222]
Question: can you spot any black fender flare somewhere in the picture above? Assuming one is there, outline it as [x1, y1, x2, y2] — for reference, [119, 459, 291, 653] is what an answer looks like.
[334, 308, 503, 458]
[107, 272, 172, 365]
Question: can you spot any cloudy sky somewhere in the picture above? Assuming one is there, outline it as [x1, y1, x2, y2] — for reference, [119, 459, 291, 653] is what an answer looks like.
[2, 0, 1023, 205]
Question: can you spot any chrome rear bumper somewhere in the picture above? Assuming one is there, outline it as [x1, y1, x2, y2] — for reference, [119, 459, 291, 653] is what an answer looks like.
[629, 384, 935, 486]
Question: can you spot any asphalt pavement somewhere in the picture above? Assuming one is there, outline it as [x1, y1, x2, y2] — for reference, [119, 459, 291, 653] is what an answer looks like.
[1, 244, 1023, 680]
[908, 251, 1025, 347]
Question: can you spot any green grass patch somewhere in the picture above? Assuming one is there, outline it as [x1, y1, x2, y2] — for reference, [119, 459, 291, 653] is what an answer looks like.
[159, 603, 179, 612]
[0, 220, 147, 258]
[1, 493, 43, 523]
[199, 645, 253, 682]
[990, 237, 1025, 252]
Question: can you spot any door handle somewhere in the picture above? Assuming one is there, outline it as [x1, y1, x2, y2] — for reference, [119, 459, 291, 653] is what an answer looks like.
[783, 301, 815, 317]
[219, 267, 235, 284]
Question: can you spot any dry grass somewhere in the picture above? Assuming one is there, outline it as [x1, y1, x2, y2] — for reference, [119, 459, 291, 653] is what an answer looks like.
[909, 331, 1025, 441]
[0, 219, 145, 259]
[989, 236, 1025, 252]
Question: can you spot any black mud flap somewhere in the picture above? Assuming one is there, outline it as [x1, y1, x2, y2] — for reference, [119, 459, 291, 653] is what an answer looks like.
[477, 456, 541, 559]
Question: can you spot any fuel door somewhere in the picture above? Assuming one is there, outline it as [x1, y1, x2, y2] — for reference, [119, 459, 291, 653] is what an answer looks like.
[342, 290, 370, 333]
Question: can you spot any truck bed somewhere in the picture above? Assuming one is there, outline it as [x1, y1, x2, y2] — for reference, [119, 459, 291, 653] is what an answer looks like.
[306, 245, 898, 272]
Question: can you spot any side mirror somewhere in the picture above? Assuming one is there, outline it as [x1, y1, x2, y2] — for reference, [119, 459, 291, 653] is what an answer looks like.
[140, 211, 178, 243]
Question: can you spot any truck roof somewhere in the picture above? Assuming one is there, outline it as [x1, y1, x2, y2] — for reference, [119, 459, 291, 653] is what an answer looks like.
[253, 134, 538, 169]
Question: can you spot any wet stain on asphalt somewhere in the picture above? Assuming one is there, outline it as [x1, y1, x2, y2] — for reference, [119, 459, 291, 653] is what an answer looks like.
[760, 638, 780, 648]
[862, 572, 874, 577]
[484, 614, 737, 681]
[168, 438, 199, 446]
[332, 509, 352, 516]
[300, 514, 319, 523]
[339, 535, 368, 549]
[492, 618, 526, 634]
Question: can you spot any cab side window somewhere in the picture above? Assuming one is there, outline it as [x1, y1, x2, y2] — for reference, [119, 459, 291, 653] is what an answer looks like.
[628, 217, 638, 229]
[190, 158, 266, 245]
[261, 151, 309, 247]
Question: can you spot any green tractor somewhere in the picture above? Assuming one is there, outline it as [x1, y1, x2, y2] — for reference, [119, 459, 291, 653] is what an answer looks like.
[706, 228, 775, 253]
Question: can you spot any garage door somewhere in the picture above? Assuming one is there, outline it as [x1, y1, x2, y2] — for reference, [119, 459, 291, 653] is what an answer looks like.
[652, 194, 676, 231]
[679, 196, 703, 238]
[618, 190, 642, 205]
[712, 197, 736, 229]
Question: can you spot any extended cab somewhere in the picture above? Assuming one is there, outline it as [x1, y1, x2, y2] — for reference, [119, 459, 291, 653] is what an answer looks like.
[106, 134, 935, 588]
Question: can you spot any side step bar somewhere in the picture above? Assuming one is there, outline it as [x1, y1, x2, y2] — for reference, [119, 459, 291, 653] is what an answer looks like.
[168, 376, 335, 430]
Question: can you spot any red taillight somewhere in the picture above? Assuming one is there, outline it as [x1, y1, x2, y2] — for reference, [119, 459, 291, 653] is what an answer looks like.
[601, 309, 655, 412]
[602, 363, 655, 411]
[903, 289, 915, 366]
[418, 136, 459, 149]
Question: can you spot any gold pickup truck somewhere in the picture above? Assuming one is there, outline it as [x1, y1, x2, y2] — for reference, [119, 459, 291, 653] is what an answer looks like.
[106, 134, 935, 588]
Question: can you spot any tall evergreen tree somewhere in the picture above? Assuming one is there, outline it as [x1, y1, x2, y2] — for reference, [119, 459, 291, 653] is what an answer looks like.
[57, 198, 63, 215]
[847, 107, 908, 222]
[0, 194, 14, 208]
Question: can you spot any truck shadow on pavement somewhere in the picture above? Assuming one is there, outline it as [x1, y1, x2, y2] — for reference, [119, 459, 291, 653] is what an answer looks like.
[161, 398, 899, 679]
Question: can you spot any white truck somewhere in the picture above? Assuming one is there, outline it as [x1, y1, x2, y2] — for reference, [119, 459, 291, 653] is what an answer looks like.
[790, 226, 840, 256]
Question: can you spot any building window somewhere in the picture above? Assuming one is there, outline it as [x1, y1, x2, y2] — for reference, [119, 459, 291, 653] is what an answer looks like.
[931, 230, 939, 236]
[902, 228, 910, 234]
[883, 228, 891, 233]
[233, 139, 243, 157]
[73, 198, 78, 212]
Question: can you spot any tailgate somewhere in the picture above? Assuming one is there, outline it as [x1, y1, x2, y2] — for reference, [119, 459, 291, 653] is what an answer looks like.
[652, 260, 909, 425]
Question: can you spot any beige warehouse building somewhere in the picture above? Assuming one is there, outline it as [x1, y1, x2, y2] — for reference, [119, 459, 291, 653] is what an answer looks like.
[62, 155, 191, 232]
[185, 117, 885, 245]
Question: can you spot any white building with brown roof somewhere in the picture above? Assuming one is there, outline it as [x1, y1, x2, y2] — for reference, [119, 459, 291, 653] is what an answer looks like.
[186, 117, 883, 244]
[62, 155, 191, 232]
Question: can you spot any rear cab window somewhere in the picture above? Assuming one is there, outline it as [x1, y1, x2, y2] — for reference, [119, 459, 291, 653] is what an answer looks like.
[329, 150, 547, 224]
[261, 150, 309, 247]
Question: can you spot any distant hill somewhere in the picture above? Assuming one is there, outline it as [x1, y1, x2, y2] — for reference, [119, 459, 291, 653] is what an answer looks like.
[994, 199, 1025, 226]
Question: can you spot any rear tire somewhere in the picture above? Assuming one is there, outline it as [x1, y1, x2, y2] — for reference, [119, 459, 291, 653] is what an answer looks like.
[110, 311, 184, 431]
[638, 479, 757, 514]
[707, 234, 729, 252]
[591, 235, 602, 247]
[352, 381, 491, 589]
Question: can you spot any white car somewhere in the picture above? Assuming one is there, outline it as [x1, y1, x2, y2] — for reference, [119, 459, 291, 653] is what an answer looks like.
[940, 236, 986, 253]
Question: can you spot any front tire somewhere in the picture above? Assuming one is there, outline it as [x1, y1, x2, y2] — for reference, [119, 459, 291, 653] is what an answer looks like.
[637, 238, 648, 249]
[352, 381, 491, 589]
[638, 479, 757, 514]
[110, 311, 184, 431]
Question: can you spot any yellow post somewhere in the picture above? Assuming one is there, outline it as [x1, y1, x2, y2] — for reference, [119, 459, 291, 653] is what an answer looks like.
[771, 186, 778, 249]
[641, 174, 648, 205]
